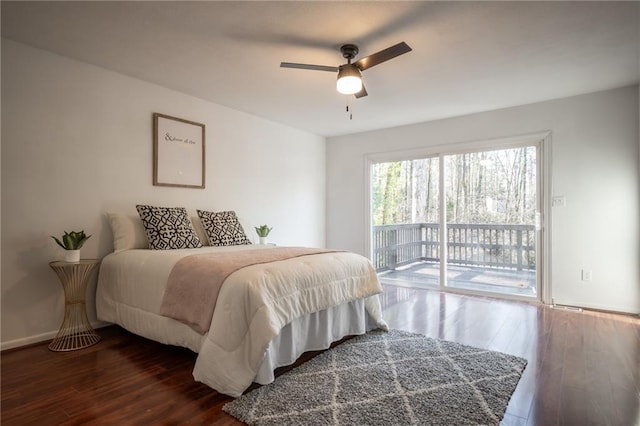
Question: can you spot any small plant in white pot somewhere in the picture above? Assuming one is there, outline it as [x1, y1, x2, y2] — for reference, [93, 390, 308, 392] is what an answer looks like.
[51, 230, 91, 262]
[254, 225, 272, 245]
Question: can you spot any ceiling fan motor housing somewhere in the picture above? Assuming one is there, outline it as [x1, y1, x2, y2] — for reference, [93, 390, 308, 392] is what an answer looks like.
[340, 44, 359, 62]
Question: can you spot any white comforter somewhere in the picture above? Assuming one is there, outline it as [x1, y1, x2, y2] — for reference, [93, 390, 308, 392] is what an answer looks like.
[96, 245, 387, 397]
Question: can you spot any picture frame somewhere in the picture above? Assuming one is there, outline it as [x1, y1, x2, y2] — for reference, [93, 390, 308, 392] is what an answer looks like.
[153, 113, 205, 189]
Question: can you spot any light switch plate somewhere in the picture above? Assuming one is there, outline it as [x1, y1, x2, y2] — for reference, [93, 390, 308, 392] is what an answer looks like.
[552, 195, 566, 207]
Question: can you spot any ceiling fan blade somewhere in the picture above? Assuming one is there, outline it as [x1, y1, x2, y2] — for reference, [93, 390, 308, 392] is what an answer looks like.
[354, 83, 368, 99]
[354, 42, 412, 71]
[280, 62, 339, 72]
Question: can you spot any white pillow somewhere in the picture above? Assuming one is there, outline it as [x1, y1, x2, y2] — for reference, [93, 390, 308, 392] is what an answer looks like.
[107, 212, 149, 253]
[191, 215, 209, 246]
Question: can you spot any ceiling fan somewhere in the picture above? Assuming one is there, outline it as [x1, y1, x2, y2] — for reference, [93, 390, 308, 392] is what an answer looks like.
[280, 42, 412, 98]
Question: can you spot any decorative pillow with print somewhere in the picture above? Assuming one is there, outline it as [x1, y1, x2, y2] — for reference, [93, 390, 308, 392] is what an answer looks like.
[136, 205, 203, 250]
[197, 210, 252, 246]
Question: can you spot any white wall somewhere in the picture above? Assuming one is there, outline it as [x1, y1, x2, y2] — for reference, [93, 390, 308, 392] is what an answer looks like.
[327, 86, 640, 315]
[1, 40, 326, 349]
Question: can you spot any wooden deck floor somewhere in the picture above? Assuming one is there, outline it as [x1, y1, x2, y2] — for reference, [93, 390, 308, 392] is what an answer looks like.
[2, 285, 638, 425]
[379, 261, 537, 297]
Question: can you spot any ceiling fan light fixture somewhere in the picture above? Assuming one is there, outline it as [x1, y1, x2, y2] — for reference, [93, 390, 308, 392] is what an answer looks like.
[336, 64, 362, 95]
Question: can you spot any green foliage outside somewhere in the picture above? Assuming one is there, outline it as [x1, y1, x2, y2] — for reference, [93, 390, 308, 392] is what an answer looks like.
[372, 146, 537, 226]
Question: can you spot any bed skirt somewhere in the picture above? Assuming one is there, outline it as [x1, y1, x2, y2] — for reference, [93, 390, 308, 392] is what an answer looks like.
[98, 294, 380, 389]
[250, 299, 377, 385]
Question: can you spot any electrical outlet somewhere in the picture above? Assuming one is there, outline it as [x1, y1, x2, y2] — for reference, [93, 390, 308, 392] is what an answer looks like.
[581, 269, 593, 281]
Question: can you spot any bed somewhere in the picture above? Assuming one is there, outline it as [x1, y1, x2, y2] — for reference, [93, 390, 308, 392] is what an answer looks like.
[96, 243, 387, 397]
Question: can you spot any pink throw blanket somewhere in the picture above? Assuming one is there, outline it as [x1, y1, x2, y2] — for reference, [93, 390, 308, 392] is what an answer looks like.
[160, 247, 340, 334]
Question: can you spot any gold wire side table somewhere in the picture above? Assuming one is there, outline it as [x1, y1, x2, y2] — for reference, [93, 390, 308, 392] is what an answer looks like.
[48, 259, 101, 351]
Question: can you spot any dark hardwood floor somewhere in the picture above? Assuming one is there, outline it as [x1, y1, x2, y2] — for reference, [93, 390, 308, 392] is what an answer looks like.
[2, 284, 639, 425]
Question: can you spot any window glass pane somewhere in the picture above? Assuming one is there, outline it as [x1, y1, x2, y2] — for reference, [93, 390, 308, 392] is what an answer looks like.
[371, 158, 440, 286]
[444, 147, 537, 296]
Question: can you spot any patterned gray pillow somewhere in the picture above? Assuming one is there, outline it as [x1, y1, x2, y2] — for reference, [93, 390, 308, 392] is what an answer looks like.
[136, 205, 203, 250]
[197, 210, 252, 246]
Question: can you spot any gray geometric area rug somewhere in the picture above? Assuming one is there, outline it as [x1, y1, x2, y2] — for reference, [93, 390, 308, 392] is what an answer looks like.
[223, 329, 528, 425]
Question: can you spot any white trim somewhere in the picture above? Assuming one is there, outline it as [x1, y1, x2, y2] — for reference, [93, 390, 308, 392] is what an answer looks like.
[365, 130, 552, 164]
[363, 155, 374, 259]
[0, 320, 111, 351]
[539, 134, 553, 305]
[551, 300, 640, 316]
[439, 155, 447, 289]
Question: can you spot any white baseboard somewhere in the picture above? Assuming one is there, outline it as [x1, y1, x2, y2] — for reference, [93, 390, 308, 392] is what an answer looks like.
[0, 321, 112, 351]
[551, 299, 640, 316]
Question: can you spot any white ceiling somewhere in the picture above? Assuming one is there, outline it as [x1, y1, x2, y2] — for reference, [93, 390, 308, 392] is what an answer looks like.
[2, 1, 639, 137]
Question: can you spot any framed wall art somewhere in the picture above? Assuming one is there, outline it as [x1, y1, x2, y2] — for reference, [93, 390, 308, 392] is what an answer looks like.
[153, 113, 205, 188]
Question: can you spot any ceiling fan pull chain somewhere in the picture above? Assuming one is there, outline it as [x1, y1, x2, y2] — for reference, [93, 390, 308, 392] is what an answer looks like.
[346, 98, 353, 120]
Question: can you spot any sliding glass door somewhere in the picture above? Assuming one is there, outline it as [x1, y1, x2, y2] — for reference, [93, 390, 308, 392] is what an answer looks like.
[370, 142, 541, 300]
[443, 147, 537, 296]
[371, 157, 440, 286]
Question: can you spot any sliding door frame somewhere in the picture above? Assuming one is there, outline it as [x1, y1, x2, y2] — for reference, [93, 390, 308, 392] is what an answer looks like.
[365, 131, 551, 304]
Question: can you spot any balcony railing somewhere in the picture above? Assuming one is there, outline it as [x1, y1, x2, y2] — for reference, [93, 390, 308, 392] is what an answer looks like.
[372, 223, 536, 272]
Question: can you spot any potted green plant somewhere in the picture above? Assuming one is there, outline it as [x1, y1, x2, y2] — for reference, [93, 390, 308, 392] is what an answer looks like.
[51, 230, 91, 262]
[254, 225, 272, 245]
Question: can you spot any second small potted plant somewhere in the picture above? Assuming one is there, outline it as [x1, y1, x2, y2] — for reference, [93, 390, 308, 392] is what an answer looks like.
[51, 230, 91, 262]
[254, 225, 272, 245]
